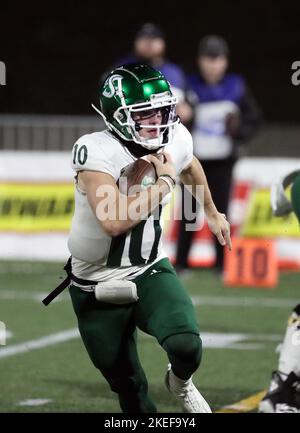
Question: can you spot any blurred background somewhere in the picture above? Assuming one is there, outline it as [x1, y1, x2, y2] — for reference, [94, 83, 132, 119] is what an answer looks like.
[0, 0, 299, 267]
[0, 0, 299, 413]
[1, 1, 299, 122]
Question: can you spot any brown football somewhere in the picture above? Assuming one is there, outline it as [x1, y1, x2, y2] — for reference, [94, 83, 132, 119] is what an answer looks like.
[118, 153, 165, 195]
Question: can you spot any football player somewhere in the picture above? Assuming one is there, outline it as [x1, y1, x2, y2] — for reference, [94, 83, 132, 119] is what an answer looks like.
[67, 64, 231, 413]
[259, 171, 300, 413]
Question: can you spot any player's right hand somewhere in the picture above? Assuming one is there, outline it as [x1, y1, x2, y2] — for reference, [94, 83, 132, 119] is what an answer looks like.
[147, 152, 176, 181]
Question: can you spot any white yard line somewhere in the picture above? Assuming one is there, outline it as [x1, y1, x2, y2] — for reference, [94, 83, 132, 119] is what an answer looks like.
[0, 290, 68, 302]
[192, 295, 299, 308]
[0, 328, 79, 359]
[18, 399, 53, 407]
[0, 290, 298, 309]
[0, 328, 282, 360]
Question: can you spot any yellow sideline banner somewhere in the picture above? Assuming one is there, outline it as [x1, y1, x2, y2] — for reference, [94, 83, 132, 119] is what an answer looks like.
[241, 189, 300, 237]
[0, 183, 74, 232]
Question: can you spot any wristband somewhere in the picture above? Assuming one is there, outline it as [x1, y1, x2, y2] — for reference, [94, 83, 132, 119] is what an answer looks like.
[159, 174, 176, 187]
[158, 175, 176, 192]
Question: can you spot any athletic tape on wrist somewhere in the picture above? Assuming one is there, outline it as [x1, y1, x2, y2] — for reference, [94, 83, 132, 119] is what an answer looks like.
[158, 175, 176, 192]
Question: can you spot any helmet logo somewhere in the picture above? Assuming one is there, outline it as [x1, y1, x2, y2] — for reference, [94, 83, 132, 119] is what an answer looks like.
[103, 74, 123, 98]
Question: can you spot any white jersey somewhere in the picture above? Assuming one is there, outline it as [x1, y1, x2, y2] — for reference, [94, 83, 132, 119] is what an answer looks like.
[68, 122, 193, 281]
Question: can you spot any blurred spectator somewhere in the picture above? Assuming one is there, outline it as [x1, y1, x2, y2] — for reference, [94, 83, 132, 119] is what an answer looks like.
[115, 23, 193, 124]
[176, 35, 262, 274]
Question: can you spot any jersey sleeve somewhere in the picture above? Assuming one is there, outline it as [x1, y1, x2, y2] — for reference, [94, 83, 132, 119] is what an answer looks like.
[271, 169, 300, 217]
[71, 134, 117, 179]
[270, 177, 293, 217]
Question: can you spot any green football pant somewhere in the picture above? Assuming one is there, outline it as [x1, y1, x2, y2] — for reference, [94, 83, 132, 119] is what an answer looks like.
[291, 174, 300, 222]
[69, 257, 201, 413]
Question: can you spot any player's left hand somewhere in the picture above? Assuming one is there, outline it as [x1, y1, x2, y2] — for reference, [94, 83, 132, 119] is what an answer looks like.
[207, 212, 232, 251]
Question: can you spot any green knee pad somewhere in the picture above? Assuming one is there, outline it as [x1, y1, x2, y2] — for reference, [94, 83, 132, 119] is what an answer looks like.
[162, 333, 202, 380]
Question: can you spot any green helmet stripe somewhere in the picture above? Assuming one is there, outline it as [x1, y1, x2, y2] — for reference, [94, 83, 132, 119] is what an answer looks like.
[114, 67, 140, 82]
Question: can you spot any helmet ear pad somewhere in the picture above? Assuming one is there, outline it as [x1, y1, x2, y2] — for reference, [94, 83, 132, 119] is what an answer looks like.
[114, 109, 127, 123]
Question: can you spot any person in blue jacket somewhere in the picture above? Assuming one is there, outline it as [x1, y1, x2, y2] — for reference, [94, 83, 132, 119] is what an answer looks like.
[115, 23, 192, 124]
[176, 35, 262, 274]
